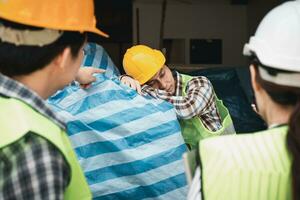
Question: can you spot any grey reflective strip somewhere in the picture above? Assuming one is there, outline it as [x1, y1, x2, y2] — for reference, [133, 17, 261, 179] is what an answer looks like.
[0, 24, 63, 46]
[222, 123, 236, 135]
[187, 167, 202, 200]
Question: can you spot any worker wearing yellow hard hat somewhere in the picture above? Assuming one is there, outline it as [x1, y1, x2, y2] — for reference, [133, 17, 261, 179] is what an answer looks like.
[121, 45, 235, 149]
[123, 45, 166, 85]
[187, 1, 300, 199]
[0, 0, 107, 199]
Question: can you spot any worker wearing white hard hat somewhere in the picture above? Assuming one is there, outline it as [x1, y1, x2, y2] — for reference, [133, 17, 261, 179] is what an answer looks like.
[187, 1, 300, 199]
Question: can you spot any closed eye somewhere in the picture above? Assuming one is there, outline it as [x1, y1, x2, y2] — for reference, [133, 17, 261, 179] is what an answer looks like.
[147, 80, 156, 86]
[159, 69, 165, 78]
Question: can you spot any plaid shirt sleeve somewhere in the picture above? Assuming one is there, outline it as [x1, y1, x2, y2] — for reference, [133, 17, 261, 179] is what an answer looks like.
[0, 133, 70, 200]
[142, 76, 216, 120]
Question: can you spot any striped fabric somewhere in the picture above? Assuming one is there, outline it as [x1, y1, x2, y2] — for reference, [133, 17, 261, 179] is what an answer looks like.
[83, 42, 121, 78]
[48, 43, 188, 199]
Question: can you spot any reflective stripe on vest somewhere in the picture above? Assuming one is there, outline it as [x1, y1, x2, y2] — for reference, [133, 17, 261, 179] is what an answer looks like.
[0, 97, 91, 200]
[179, 74, 235, 149]
[199, 126, 292, 200]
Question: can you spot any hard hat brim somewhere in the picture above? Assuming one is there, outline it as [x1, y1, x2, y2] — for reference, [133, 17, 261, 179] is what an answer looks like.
[0, 14, 109, 38]
[88, 27, 109, 38]
[243, 43, 252, 57]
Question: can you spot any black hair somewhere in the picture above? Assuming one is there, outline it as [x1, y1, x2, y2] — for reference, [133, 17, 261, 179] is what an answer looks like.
[251, 56, 300, 200]
[0, 19, 86, 77]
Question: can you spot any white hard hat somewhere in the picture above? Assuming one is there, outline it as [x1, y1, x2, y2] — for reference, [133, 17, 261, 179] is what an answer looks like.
[243, 1, 300, 73]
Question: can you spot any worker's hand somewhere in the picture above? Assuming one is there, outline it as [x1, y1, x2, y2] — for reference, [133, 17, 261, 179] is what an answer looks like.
[75, 67, 105, 89]
[120, 75, 142, 95]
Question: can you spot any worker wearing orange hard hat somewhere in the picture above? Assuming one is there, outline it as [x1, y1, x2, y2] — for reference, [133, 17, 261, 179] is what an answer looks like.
[0, 0, 107, 199]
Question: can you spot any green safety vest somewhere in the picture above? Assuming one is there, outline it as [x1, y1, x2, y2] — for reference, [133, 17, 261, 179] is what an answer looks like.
[0, 97, 91, 200]
[179, 74, 235, 149]
[199, 126, 292, 200]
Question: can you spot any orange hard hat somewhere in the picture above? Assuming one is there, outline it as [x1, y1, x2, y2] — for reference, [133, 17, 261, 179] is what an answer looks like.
[0, 0, 108, 37]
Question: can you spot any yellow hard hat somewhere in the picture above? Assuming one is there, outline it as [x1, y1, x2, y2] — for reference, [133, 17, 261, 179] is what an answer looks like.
[0, 0, 108, 38]
[123, 45, 166, 84]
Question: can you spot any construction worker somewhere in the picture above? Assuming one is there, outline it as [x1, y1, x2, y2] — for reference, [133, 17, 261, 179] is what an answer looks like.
[121, 45, 235, 149]
[0, 0, 107, 199]
[187, 1, 300, 199]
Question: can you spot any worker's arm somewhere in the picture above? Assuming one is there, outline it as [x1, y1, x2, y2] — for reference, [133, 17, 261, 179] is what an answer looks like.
[142, 76, 216, 119]
[0, 133, 70, 199]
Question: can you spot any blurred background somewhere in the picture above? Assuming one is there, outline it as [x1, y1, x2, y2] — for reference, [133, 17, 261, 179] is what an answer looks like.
[90, 0, 286, 70]
[87, 0, 289, 132]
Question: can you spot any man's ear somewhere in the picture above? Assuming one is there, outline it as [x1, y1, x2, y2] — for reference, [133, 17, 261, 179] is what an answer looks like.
[52, 47, 72, 71]
[250, 64, 262, 92]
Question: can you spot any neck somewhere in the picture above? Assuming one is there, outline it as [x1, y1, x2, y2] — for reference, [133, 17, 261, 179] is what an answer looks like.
[264, 99, 294, 128]
[173, 71, 178, 95]
[13, 68, 56, 99]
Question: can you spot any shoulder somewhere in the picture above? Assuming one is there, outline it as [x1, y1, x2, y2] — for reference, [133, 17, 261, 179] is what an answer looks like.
[199, 127, 291, 200]
[184, 75, 213, 90]
[199, 127, 290, 171]
[0, 133, 70, 199]
[200, 127, 288, 150]
[1, 132, 70, 175]
[180, 73, 211, 85]
[1, 132, 64, 157]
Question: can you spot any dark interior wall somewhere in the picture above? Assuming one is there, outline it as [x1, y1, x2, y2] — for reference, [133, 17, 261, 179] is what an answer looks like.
[133, 1, 249, 68]
[89, 0, 133, 72]
[92, 0, 132, 43]
[89, 0, 284, 76]
[247, 0, 279, 37]
[241, 0, 282, 101]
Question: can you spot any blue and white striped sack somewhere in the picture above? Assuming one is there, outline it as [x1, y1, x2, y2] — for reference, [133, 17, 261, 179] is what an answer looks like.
[48, 43, 188, 199]
[82, 42, 120, 78]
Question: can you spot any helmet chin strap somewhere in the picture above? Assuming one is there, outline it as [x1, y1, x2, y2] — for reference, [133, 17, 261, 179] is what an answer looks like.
[258, 66, 300, 88]
[0, 24, 63, 46]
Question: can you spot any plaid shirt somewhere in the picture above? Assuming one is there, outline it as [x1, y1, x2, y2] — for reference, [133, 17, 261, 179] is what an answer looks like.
[0, 74, 70, 199]
[142, 72, 222, 131]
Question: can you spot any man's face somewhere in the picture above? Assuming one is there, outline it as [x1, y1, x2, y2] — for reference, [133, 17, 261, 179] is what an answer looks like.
[57, 43, 85, 89]
[145, 65, 176, 94]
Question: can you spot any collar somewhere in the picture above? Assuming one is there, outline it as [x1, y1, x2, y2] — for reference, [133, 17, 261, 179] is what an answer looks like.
[173, 71, 182, 96]
[0, 73, 66, 130]
[268, 123, 288, 129]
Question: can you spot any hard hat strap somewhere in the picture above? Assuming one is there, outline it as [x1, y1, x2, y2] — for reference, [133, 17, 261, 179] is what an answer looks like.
[0, 24, 63, 46]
